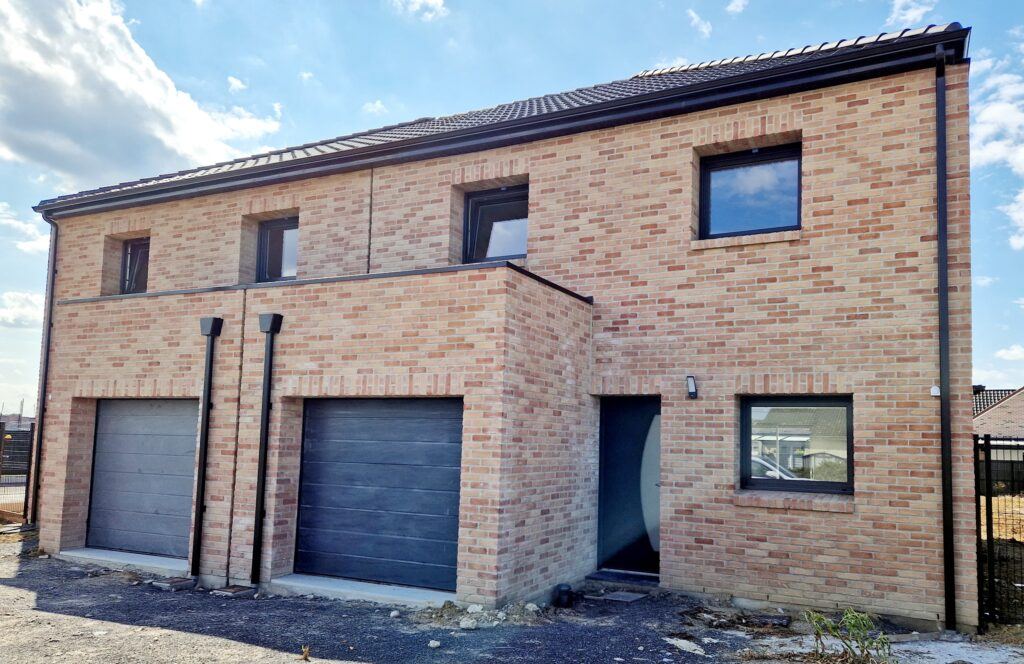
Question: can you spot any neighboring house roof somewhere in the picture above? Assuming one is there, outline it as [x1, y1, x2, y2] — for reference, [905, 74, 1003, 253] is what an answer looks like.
[973, 388, 1019, 417]
[35, 23, 970, 219]
[752, 406, 848, 438]
[974, 387, 1024, 439]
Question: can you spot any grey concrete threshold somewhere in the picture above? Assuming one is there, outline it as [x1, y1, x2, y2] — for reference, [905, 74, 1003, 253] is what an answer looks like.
[57, 547, 188, 578]
[265, 574, 454, 608]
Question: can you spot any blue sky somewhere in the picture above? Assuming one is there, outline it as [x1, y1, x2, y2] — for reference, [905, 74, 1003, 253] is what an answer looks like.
[0, 0, 1022, 415]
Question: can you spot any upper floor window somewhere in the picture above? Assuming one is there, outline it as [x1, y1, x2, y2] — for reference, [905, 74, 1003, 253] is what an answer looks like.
[463, 185, 528, 263]
[257, 217, 298, 282]
[699, 143, 801, 239]
[120, 237, 150, 294]
[740, 395, 853, 495]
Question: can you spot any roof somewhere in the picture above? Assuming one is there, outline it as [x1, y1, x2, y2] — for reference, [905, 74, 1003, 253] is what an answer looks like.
[975, 388, 1023, 417]
[35, 23, 970, 218]
[752, 406, 848, 438]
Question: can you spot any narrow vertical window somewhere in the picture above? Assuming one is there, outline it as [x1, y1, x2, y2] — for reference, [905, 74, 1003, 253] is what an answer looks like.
[120, 237, 150, 294]
[463, 185, 529, 263]
[257, 217, 299, 282]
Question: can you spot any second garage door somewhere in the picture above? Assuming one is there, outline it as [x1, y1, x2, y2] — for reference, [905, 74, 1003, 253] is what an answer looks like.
[296, 398, 463, 591]
[87, 399, 199, 558]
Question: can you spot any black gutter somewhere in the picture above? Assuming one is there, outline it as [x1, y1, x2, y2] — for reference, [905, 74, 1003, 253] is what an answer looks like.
[26, 213, 59, 525]
[191, 316, 223, 577]
[55, 261, 594, 306]
[933, 45, 957, 632]
[250, 313, 282, 585]
[34, 27, 969, 220]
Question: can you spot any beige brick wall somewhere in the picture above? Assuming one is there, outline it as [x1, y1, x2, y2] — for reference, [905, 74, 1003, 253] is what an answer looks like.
[975, 389, 1024, 438]
[36, 64, 973, 623]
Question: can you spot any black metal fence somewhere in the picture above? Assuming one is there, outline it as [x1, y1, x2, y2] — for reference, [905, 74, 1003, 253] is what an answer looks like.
[0, 422, 32, 519]
[975, 434, 1024, 629]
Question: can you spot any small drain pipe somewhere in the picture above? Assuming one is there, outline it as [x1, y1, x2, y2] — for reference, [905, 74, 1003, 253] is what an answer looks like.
[191, 316, 223, 577]
[933, 45, 957, 632]
[26, 212, 59, 525]
[251, 313, 282, 584]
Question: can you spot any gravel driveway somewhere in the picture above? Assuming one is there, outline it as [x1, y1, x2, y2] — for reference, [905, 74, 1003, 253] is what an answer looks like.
[0, 531, 1020, 663]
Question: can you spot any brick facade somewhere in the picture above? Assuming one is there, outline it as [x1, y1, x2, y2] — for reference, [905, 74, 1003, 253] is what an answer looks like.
[34, 65, 974, 624]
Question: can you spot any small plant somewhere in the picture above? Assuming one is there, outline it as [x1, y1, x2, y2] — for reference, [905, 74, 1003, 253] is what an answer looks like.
[803, 609, 896, 664]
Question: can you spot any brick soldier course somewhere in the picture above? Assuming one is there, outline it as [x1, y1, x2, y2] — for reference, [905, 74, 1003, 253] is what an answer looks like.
[29, 25, 975, 626]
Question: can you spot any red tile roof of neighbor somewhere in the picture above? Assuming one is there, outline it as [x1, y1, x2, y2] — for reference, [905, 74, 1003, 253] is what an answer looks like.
[35, 23, 969, 216]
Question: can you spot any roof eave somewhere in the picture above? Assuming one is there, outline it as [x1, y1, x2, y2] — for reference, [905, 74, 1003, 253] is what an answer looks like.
[35, 26, 970, 219]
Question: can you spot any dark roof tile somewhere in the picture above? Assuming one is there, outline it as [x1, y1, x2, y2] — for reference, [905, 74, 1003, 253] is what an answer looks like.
[37, 23, 964, 210]
[974, 389, 1020, 417]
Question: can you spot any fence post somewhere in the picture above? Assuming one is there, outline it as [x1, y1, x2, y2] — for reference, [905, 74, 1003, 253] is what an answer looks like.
[21, 423, 34, 521]
[983, 433, 996, 623]
[973, 434, 985, 631]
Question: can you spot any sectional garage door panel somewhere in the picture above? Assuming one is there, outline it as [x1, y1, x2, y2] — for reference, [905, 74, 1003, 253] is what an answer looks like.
[296, 398, 463, 591]
[87, 399, 199, 559]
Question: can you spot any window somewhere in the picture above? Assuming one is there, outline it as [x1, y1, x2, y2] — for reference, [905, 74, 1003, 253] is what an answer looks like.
[699, 143, 801, 239]
[740, 396, 853, 494]
[257, 217, 298, 282]
[463, 185, 528, 263]
[120, 237, 150, 294]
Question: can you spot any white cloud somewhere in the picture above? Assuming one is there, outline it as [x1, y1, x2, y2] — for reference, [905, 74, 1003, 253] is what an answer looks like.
[653, 56, 689, 70]
[1016, 298, 1024, 310]
[974, 365, 1024, 388]
[227, 76, 247, 93]
[0, 292, 44, 329]
[885, 0, 936, 27]
[687, 9, 711, 39]
[0, 0, 280, 191]
[974, 275, 999, 287]
[192, 0, 207, 7]
[0, 202, 48, 254]
[389, 0, 449, 21]
[996, 345, 1024, 361]
[970, 37, 1024, 251]
[299, 71, 314, 82]
[725, 0, 748, 15]
[361, 100, 389, 115]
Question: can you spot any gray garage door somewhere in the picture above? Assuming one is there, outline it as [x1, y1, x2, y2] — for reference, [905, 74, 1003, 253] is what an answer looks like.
[87, 399, 199, 558]
[296, 398, 463, 591]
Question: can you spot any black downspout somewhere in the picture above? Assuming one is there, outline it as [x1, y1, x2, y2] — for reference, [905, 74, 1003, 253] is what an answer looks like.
[26, 213, 59, 525]
[934, 45, 957, 632]
[250, 313, 282, 584]
[191, 316, 223, 577]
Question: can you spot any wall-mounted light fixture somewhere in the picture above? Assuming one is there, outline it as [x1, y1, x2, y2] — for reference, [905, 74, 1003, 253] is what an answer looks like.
[686, 375, 698, 399]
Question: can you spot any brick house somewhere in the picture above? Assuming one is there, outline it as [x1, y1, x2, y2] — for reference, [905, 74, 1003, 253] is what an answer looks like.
[28, 24, 976, 628]
[974, 386, 1024, 438]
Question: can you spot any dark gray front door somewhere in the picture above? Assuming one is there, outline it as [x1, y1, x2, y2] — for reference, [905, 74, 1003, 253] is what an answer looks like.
[87, 399, 199, 558]
[598, 396, 661, 575]
[296, 398, 463, 591]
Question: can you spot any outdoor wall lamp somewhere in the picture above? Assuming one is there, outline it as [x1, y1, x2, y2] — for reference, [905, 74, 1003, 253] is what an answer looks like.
[686, 375, 698, 399]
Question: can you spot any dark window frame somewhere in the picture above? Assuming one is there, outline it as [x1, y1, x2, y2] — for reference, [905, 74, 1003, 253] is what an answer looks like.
[462, 185, 529, 264]
[739, 395, 854, 495]
[256, 217, 299, 283]
[698, 143, 802, 240]
[119, 237, 150, 295]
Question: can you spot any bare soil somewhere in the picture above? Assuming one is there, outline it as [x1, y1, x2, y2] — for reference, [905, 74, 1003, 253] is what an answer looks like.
[0, 531, 1021, 662]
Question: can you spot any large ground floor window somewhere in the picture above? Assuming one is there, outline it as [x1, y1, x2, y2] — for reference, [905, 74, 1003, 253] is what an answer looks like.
[740, 395, 853, 494]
